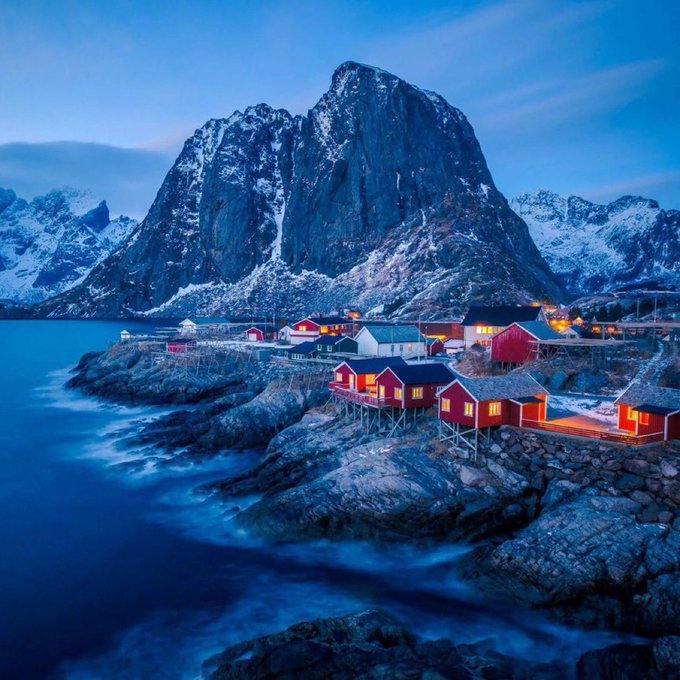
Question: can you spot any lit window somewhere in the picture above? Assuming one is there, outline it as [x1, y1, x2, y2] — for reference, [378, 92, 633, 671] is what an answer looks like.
[321, 326, 329, 333]
[335, 371, 342, 382]
[407, 343, 413, 351]
[627, 406, 637, 421]
[412, 387, 423, 399]
[299, 324, 307, 331]
[441, 398, 451, 412]
[639, 412, 649, 426]
[379, 385, 385, 399]
[366, 373, 376, 385]
[489, 402, 501, 416]
[394, 388, 403, 400]
[464, 402, 474, 416]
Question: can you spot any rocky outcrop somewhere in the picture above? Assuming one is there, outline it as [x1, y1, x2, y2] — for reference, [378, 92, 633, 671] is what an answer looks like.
[464, 489, 680, 636]
[68, 344, 246, 405]
[205, 609, 571, 679]
[0, 186, 136, 304]
[35, 62, 561, 319]
[215, 415, 537, 542]
[512, 189, 680, 296]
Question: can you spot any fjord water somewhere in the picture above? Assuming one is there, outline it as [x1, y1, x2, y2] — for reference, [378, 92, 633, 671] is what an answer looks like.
[0, 321, 627, 679]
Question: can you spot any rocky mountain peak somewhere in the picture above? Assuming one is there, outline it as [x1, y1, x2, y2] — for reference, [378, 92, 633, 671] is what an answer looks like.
[33, 63, 562, 318]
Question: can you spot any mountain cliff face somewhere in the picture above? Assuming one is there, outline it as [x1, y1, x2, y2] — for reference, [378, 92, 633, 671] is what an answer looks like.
[36, 62, 561, 318]
[0, 187, 136, 304]
[512, 190, 680, 296]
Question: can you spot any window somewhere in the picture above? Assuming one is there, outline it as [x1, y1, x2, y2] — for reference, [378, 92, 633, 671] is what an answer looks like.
[489, 402, 501, 416]
[366, 373, 376, 386]
[379, 385, 385, 399]
[299, 324, 307, 331]
[477, 325, 493, 334]
[627, 406, 637, 421]
[399, 344, 404, 353]
[464, 402, 474, 417]
[394, 387, 403, 400]
[320, 326, 329, 334]
[639, 411, 649, 426]
[318, 345, 323, 352]
[407, 343, 413, 351]
[441, 398, 451, 412]
[335, 371, 342, 383]
[412, 387, 423, 399]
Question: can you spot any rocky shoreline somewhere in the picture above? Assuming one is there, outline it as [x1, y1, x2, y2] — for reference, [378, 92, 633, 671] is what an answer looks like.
[68, 342, 680, 676]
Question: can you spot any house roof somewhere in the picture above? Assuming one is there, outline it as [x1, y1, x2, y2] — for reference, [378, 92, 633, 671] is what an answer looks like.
[450, 371, 547, 401]
[179, 318, 196, 326]
[247, 324, 277, 333]
[615, 383, 680, 411]
[359, 324, 425, 343]
[426, 337, 443, 346]
[461, 306, 543, 327]
[514, 321, 563, 341]
[566, 325, 587, 337]
[298, 316, 350, 326]
[343, 356, 407, 374]
[289, 341, 317, 354]
[315, 334, 354, 346]
[384, 363, 454, 385]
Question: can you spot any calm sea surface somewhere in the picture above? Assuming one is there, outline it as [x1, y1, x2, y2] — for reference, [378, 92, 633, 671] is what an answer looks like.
[0, 321, 629, 679]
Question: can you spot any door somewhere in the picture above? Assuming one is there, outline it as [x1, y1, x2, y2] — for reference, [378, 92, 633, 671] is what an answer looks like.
[349, 374, 355, 390]
[379, 385, 385, 400]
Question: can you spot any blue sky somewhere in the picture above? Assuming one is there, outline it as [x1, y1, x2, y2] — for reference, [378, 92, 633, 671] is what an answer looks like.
[1, 0, 678, 217]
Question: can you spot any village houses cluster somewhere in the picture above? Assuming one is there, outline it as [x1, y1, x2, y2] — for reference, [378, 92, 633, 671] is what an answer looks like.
[124, 304, 680, 452]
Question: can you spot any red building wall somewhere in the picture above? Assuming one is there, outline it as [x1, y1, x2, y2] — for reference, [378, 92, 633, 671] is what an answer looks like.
[669, 414, 680, 440]
[427, 339, 444, 356]
[333, 363, 353, 387]
[247, 328, 264, 341]
[438, 382, 477, 426]
[375, 370, 403, 407]
[617, 404, 637, 432]
[476, 399, 508, 428]
[636, 411, 667, 437]
[491, 324, 536, 364]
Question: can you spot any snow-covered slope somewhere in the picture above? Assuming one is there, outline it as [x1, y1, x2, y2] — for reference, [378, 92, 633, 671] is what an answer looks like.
[0, 187, 137, 303]
[512, 189, 680, 296]
[34, 62, 562, 318]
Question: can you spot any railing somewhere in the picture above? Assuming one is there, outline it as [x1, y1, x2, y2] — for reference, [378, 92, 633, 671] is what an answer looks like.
[329, 382, 386, 406]
[521, 419, 664, 446]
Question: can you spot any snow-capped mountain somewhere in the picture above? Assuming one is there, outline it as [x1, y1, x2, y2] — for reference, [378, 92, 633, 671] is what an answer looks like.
[0, 187, 137, 304]
[512, 189, 680, 296]
[35, 62, 562, 319]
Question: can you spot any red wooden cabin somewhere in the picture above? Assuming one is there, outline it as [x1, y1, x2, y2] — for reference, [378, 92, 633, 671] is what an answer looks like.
[166, 337, 197, 353]
[491, 321, 562, 366]
[246, 324, 278, 342]
[291, 316, 353, 343]
[426, 337, 445, 356]
[331, 357, 406, 394]
[438, 372, 547, 429]
[375, 363, 454, 409]
[615, 383, 680, 442]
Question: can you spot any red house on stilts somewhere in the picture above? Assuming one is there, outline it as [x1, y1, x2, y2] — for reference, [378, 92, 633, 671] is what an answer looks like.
[491, 321, 562, 367]
[166, 337, 197, 353]
[615, 383, 680, 443]
[437, 371, 548, 453]
[375, 363, 454, 409]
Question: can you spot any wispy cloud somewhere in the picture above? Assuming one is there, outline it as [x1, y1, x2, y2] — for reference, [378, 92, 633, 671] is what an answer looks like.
[577, 169, 680, 205]
[476, 59, 666, 130]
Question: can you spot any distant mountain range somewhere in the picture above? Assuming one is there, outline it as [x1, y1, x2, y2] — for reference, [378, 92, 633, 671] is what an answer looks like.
[0, 187, 137, 304]
[32, 62, 561, 319]
[512, 189, 680, 297]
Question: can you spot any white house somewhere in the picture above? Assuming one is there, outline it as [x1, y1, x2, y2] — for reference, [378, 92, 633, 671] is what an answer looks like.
[443, 338, 465, 355]
[354, 324, 427, 358]
[120, 329, 131, 343]
[278, 325, 293, 343]
[179, 318, 198, 336]
[461, 306, 546, 348]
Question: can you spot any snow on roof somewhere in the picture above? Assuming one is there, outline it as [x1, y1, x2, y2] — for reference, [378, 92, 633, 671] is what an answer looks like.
[450, 371, 547, 401]
[615, 383, 680, 411]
